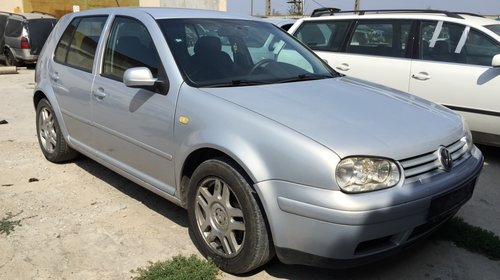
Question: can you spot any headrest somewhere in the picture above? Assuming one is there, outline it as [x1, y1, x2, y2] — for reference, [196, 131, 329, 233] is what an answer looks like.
[194, 36, 222, 54]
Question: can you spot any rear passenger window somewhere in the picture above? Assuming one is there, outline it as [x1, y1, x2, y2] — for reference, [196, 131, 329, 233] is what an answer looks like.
[346, 20, 412, 58]
[420, 21, 464, 63]
[294, 21, 350, 51]
[420, 21, 500, 66]
[54, 16, 107, 72]
[102, 16, 160, 81]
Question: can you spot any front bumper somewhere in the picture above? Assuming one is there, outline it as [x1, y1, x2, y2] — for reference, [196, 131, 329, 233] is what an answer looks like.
[254, 146, 483, 268]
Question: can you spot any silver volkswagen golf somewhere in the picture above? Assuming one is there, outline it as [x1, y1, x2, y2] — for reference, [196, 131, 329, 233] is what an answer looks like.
[34, 8, 483, 274]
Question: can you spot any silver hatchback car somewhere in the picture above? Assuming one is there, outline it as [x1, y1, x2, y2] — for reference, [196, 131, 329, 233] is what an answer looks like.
[34, 8, 483, 274]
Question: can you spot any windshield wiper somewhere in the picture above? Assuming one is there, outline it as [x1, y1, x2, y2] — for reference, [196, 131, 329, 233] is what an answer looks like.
[276, 73, 334, 84]
[202, 79, 272, 88]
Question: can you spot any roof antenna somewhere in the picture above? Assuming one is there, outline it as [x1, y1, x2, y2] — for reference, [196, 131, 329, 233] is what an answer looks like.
[115, 0, 120, 7]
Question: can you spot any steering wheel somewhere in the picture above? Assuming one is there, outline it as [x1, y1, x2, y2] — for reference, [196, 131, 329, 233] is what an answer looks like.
[249, 59, 275, 74]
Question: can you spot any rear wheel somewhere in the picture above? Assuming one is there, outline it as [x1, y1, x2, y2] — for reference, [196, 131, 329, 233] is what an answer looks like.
[36, 99, 78, 162]
[187, 158, 274, 274]
[5, 50, 20, 67]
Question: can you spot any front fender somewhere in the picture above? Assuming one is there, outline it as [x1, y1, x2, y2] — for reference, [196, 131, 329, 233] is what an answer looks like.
[173, 85, 341, 191]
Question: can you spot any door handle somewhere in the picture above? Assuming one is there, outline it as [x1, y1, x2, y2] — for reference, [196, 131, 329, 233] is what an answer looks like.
[50, 72, 59, 82]
[93, 87, 107, 99]
[412, 72, 431, 81]
[335, 63, 350, 71]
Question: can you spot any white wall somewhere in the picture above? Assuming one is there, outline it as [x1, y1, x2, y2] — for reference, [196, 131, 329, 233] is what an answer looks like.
[0, 0, 24, 13]
[139, 0, 161, 7]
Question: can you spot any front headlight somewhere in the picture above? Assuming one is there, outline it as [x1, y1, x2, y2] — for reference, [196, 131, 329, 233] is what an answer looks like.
[335, 157, 400, 193]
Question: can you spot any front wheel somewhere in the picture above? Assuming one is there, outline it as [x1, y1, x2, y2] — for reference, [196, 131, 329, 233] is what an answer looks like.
[187, 158, 274, 274]
[36, 98, 78, 162]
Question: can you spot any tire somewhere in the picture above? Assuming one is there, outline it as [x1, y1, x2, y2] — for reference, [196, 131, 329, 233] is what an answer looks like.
[36, 99, 78, 162]
[5, 50, 20, 67]
[187, 158, 274, 274]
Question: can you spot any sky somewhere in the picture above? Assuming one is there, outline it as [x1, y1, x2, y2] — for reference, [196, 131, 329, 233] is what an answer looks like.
[227, 0, 500, 17]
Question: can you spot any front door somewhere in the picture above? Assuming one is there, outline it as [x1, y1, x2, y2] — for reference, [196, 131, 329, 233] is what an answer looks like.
[91, 15, 177, 194]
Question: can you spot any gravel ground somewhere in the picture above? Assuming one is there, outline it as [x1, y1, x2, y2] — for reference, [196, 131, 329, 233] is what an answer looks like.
[1, 68, 499, 279]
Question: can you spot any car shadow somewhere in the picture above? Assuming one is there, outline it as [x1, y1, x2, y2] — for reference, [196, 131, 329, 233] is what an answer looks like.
[243, 239, 432, 279]
[476, 144, 500, 160]
[73, 155, 189, 228]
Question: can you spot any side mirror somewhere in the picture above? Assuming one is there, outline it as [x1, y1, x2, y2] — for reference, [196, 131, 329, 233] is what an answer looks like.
[123, 67, 169, 95]
[492, 54, 500, 67]
[123, 67, 157, 87]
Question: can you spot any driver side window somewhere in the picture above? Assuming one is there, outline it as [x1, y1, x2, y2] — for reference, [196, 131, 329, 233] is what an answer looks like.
[102, 16, 160, 81]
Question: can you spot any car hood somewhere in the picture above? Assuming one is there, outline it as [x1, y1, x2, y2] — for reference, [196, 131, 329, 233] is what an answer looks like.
[200, 77, 463, 160]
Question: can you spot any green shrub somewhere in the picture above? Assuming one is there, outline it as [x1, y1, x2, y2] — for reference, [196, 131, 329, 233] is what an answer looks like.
[0, 211, 23, 236]
[132, 255, 220, 280]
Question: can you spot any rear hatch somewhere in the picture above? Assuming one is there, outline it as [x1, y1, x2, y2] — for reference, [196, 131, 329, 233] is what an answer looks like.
[27, 18, 57, 55]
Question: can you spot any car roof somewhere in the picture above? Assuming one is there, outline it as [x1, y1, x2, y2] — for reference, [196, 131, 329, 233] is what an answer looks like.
[302, 11, 499, 28]
[459, 14, 500, 26]
[6, 12, 55, 20]
[73, 7, 257, 21]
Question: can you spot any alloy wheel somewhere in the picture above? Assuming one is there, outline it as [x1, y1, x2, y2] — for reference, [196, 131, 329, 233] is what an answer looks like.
[194, 177, 246, 257]
[38, 107, 57, 153]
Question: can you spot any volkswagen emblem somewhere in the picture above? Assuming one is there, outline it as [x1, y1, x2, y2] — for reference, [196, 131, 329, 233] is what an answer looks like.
[437, 146, 453, 171]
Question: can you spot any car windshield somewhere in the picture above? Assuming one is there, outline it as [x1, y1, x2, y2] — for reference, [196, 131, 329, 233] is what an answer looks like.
[485, 24, 500, 36]
[157, 18, 337, 87]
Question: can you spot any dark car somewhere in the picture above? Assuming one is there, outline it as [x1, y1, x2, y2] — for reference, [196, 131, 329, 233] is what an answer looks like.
[0, 11, 56, 66]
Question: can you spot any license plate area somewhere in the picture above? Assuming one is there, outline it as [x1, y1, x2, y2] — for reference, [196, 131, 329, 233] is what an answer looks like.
[427, 180, 475, 222]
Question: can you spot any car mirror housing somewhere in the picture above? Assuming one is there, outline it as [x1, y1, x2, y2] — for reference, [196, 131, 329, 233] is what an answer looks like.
[124, 67, 168, 95]
[123, 67, 157, 87]
[492, 54, 500, 67]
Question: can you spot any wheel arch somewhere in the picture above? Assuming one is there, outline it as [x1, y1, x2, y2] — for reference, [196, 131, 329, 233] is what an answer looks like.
[33, 90, 47, 109]
[180, 146, 276, 262]
[178, 147, 256, 208]
[32, 88, 71, 146]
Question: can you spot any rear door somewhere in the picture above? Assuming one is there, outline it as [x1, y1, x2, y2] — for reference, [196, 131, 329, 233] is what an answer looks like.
[294, 19, 414, 92]
[334, 19, 414, 92]
[49, 16, 108, 149]
[91, 14, 178, 194]
[409, 20, 500, 141]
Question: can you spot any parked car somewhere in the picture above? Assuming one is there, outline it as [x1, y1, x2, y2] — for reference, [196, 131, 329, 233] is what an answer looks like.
[289, 9, 500, 147]
[34, 8, 483, 274]
[0, 11, 56, 66]
[262, 18, 296, 30]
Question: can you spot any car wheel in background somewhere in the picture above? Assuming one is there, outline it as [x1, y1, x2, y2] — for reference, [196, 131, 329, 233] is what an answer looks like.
[5, 50, 20, 67]
[36, 98, 78, 162]
[187, 158, 274, 274]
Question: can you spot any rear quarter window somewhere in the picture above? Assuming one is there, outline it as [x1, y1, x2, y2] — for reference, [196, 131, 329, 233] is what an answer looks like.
[5, 19, 23, 37]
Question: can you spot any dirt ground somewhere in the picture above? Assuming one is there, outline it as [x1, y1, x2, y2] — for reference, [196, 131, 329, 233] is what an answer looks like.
[1, 68, 499, 279]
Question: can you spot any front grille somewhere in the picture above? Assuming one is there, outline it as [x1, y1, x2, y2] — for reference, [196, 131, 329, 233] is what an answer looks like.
[400, 138, 469, 180]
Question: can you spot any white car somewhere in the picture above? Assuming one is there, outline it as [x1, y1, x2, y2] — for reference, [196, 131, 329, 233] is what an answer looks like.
[289, 9, 500, 147]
